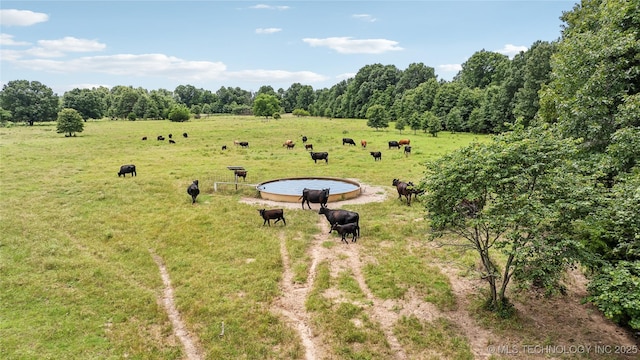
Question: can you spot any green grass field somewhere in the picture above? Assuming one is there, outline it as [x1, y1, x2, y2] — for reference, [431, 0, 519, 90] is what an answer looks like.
[1, 115, 488, 359]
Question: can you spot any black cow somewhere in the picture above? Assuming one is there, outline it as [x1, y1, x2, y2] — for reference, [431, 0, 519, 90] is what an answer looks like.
[331, 223, 360, 243]
[157, 135, 165, 141]
[187, 180, 200, 204]
[404, 146, 411, 156]
[239, 141, 249, 148]
[305, 144, 313, 150]
[142, 136, 147, 140]
[169, 139, 176, 144]
[222, 145, 227, 150]
[343, 137, 356, 146]
[318, 207, 360, 236]
[388, 140, 400, 149]
[302, 135, 308, 143]
[299, 188, 329, 209]
[234, 169, 247, 181]
[370, 151, 382, 161]
[258, 209, 286, 226]
[392, 178, 418, 206]
[117, 164, 136, 177]
[310, 152, 329, 163]
[168, 133, 173, 139]
[183, 132, 188, 138]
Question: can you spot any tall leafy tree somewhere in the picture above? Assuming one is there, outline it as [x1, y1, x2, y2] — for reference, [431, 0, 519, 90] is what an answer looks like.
[423, 125, 587, 313]
[62, 88, 105, 121]
[395, 62, 437, 94]
[365, 104, 389, 130]
[0, 80, 59, 125]
[56, 108, 84, 136]
[455, 50, 510, 89]
[513, 41, 557, 124]
[539, 0, 640, 152]
[252, 93, 281, 119]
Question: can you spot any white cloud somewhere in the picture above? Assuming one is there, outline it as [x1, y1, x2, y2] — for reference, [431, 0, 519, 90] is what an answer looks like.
[496, 44, 527, 58]
[438, 64, 462, 72]
[0, 33, 30, 46]
[255, 28, 282, 35]
[336, 72, 356, 81]
[303, 37, 403, 54]
[38, 37, 106, 52]
[352, 14, 376, 22]
[0, 9, 49, 26]
[250, 4, 289, 10]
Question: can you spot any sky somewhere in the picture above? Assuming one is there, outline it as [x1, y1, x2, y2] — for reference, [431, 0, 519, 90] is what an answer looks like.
[1, 1, 578, 95]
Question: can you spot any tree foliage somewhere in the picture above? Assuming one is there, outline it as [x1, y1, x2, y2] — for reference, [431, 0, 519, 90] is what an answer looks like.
[56, 108, 84, 136]
[168, 104, 190, 122]
[423, 125, 587, 312]
[365, 104, 388, 130]
[62, 88, 105, 121]
[0, 80, 59, 125]
[252, 93, 281, 119]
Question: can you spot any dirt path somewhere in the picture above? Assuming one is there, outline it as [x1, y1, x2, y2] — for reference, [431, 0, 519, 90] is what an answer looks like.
[150, 250, 204, 360]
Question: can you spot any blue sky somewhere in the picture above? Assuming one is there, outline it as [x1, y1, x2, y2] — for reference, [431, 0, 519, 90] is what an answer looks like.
[1, 1, 577, 95]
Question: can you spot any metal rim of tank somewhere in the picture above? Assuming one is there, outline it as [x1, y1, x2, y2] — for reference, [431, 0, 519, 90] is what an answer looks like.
[256, 177, 361, 203]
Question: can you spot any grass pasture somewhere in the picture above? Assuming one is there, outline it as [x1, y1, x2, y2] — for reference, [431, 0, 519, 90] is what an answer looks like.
[1, 115, 487, 359]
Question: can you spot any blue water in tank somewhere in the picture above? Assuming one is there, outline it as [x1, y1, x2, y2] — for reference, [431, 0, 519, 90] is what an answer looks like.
[257, 178, 359, 196]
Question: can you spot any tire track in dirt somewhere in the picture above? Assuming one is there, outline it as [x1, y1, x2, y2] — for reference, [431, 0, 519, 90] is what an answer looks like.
[271, 230, 324, 360]
[150, 250, 204, 360]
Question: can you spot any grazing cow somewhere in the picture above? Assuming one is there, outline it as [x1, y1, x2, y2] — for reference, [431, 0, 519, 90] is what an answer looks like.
[302, 135, 308, 143]
[331, 223, 360, 243]
[168, 133, 173, 139]
[370, 151, 382, 161]
[258, 209, 286, 226]
[392, 178, 418, 205]
[299, 188, 330, 209]
[117, 164, 136, 177]
[142, 136, 147, 140]
[183, 132, 188, 138]
[398, 139, 410, 146]
[285, 143, 295, 150]
[310, 151, 329, 164]
[305, 144, 313, 150]
[283, 139, 294, 147]
[234, 169, 247, 181]
[404, 145, 411, 156]
[318, 207, 360, 236]
[239, 141, 249, 148]
[388, 140, 400, 149]
[157, 135, 165, 141]
[233, 140, 240, 146]
[361, 140, 367, 148]
[222, 145, 227, 150]
[187, 180, 200, 204]
[169, 139, 176, 144]
[343, 137, 356, 146]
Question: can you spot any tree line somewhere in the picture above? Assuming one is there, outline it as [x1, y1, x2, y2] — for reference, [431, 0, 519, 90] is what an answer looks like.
[1, 0, 637, 332]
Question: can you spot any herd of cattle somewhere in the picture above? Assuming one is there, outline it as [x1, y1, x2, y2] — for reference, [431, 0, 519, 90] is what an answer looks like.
[120, 134, 421, 244]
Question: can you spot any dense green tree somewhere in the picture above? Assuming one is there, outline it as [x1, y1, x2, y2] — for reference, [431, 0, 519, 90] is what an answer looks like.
[0, 80, 59, 125]
[513, 41, 557, 125]
[539, 0, 640, 152]
[62, 88, 105, 121]
[56, 108, 84, 136]
[108, 86, 141, 119]
[292, 108, 310, 117]
[422, 110, 441, 137]
[408, 112, 422, 134]
[252, 93, 281, 119]
[168, 104, 190, 122]
[423, 125, 587, 313]
[432, 82, 463, 120]
[1, 107, 13, 124]
[395, 118, 406, 133]
[395, 62, 437, 94]
[365, 104, 388, 130]
[173, 84, 202, 108]
[295, 85, 315, 111]
[455, 50, 510, 89]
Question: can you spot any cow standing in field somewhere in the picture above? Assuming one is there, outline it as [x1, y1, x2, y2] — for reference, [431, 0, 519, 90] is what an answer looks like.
[361, 140, 367, 148]
[305, 144, 313, 150]
[258, 209, 286, 226]
[398, 139, 410, 146]
[283, 139, 294, 147]
[318, 207, 360, 236]
[157, 135, 165, 141]
[187, 180, 200, 204]
[404, 146, 411, 156]
[234, 169, 247, 181]
[142, 136, 147, 140]
[183, 133, 188, 138]
[331, 223, 360, 243]
[392, 178, 418, 206]
[310, 151, 329, 163]
[285, 143, 295, 150]
[343, 138, 356, 146]
[118, 164, 136, 177]
[370, 151, 382, 161]
[239, 141, 249, 148]
[300, 188, 329, 209]
[388, 140, 400, 149]
[301, 135, 308, 143]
